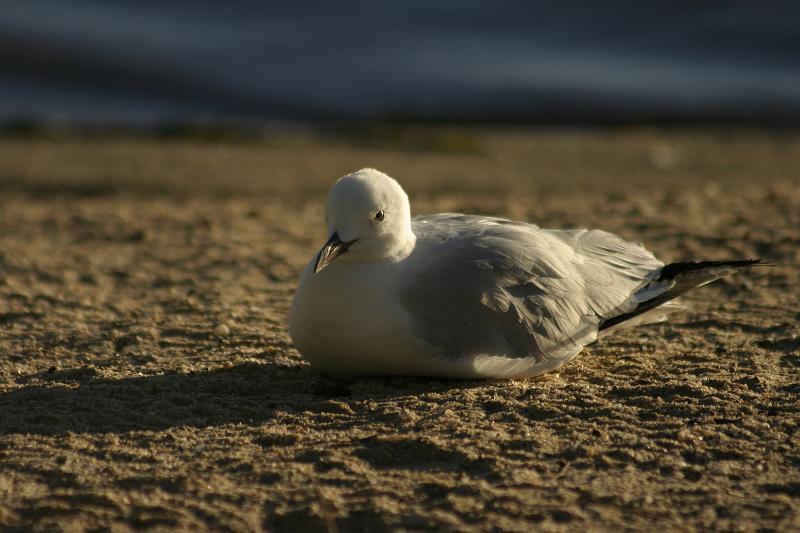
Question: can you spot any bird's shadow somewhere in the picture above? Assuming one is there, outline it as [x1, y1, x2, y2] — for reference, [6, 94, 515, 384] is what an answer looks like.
[0, 361, 487, 436]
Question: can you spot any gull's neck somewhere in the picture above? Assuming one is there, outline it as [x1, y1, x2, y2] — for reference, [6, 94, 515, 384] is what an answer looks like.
[391, 231, 417, 262]
[379, 219, 417, 263]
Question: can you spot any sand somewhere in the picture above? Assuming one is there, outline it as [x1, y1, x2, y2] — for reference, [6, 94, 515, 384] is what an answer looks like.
[0, 128, 798, 531]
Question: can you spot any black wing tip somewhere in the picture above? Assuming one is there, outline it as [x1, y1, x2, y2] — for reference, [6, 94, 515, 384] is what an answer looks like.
[601, 259, 774, 333]
[657, 259, 773, 282]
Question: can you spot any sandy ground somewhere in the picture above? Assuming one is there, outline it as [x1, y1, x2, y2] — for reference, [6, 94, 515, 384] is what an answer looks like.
[0, 128, 798, 532]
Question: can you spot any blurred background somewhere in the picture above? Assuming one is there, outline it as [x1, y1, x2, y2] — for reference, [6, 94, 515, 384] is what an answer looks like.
[2, 0, 799, 129]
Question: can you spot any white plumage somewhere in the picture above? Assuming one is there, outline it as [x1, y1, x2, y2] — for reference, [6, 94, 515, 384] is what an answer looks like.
[289, 168, 761, 379]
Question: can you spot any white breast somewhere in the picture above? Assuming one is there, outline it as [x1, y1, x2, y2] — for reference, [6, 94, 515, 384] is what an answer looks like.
[288, 257, 565, 379]
[288, 259, 432, 377]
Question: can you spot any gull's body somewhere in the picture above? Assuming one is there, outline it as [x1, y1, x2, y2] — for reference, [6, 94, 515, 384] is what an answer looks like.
[289, 169, 763, 379]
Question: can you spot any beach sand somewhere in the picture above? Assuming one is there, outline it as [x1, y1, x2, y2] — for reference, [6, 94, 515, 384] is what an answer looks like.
[0, 128, 798, 531]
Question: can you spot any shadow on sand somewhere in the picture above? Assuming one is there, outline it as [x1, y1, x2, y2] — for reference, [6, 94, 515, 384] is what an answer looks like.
[0, 361, 485, 435]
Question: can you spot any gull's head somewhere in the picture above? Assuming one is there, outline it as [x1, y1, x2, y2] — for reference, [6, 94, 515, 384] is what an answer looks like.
[314, 168, 415, 273]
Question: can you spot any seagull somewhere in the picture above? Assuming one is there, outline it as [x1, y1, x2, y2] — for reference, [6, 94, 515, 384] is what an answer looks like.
[289, 168, 766, 379]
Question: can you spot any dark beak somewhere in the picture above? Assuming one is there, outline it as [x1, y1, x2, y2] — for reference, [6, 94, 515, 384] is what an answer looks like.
[314, 232, 355, 273]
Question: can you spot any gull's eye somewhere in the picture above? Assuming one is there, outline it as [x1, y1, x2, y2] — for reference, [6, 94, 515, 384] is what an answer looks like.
[374, 210, 385, 221]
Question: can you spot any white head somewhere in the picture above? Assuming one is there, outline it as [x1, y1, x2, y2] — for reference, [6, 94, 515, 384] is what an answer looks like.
[314, 168, 416, 272]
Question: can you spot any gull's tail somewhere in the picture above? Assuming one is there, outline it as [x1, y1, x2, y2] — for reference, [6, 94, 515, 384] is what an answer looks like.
[599, 259, 771, 333]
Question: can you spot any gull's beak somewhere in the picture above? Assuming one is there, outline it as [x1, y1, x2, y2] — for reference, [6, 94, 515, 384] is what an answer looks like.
[314, 232, 355, 273]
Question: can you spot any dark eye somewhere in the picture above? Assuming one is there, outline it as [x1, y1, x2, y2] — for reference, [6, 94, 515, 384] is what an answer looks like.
[374, 210, 385, 221]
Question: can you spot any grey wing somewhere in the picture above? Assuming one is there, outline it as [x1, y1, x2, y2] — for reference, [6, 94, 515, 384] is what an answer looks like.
[401, 214, 663, 372]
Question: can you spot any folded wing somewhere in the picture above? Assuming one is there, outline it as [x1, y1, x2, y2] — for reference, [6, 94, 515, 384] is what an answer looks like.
[400, 214, 663, 375]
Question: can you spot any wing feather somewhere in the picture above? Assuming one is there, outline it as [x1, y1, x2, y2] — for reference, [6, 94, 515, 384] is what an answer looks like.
[401, 214, 662, 371]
